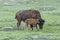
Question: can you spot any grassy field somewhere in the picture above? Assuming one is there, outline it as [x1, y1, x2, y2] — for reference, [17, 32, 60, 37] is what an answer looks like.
[0, 0, 60, 40]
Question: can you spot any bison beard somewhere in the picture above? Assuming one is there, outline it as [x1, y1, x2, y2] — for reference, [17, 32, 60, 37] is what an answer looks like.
[15, 9, 45, 30]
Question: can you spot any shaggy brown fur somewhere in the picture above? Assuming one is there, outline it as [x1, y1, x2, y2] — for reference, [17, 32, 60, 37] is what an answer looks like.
[15, 9, 45, 30]
[25, 18, 39, 30]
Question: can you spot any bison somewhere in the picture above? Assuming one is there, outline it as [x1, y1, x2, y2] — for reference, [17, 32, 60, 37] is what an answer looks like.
[25, 18, 39, 30]
[15, 9, 45, 30]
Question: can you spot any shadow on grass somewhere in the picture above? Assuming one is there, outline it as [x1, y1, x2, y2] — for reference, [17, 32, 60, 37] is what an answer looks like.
[0, 26, 24, 31]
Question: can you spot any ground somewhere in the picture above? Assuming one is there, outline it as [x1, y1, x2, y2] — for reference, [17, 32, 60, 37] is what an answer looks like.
[0, 0, 60, 40]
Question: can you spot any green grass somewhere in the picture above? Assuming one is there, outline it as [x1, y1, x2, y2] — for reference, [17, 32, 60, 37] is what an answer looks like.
[0, 0, 60, 40]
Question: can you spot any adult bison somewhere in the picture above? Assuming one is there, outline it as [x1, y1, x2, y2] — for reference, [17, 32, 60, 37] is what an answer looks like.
[15, 9, 45, 30]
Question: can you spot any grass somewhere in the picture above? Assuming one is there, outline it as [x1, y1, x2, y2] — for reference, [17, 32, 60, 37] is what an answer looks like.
[0, 0, 60, 40]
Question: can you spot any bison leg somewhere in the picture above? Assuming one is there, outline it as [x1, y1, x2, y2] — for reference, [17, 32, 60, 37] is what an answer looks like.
[30, 24, 37, 30]
[17, 21, 21, 30]
[16, 16, 22, 30]
[33, 25, 36, 31]
[36, 24, 38, 29]
[30, 24, 33, 30]
[25, 23, 28, 31]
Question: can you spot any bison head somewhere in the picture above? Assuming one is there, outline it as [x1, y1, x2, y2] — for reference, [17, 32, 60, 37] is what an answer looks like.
[38, 19, 45, 29]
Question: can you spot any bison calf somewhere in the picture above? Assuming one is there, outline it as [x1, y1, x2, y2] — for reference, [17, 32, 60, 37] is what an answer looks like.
[25, 18, 39, 30]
